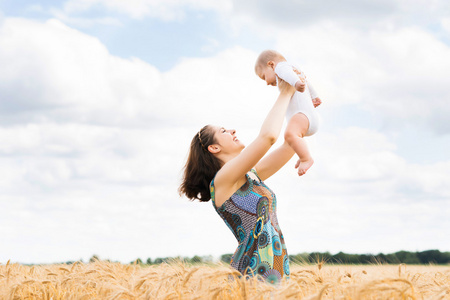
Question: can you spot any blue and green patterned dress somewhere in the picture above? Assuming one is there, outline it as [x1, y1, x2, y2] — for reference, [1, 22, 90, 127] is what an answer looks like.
[210, 169, 290, 284]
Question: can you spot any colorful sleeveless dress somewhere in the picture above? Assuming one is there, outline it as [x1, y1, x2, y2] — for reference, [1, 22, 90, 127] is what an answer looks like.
[210, 169, 290, 284]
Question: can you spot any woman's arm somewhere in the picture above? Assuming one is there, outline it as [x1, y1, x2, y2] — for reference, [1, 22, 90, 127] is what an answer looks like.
[254, 141, 295, 181]
[213, 82, 295, 205]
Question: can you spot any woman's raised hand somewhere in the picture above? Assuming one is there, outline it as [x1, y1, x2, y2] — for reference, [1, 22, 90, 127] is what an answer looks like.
[277, 78, 296, 96]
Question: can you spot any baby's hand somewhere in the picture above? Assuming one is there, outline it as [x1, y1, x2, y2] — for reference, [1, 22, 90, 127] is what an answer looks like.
[312, 97, 322, 108]
[295, 81, 306, 93]
[292, 68, 306, 92]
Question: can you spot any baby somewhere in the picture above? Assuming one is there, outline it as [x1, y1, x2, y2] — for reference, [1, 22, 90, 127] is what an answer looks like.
[255, 50, 322, 176]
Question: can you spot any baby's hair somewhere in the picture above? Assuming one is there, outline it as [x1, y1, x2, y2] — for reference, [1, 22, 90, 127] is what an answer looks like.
[255, 50, 286, 72]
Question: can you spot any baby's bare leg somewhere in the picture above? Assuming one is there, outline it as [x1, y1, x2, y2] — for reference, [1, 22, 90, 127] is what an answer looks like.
[284, 113, 314, 176]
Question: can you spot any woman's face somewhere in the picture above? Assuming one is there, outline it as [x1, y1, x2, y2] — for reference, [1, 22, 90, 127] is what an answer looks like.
[211, 126, 245, 154]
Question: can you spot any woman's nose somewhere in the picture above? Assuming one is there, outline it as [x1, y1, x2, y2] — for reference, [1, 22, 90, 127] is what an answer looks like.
[229, 129, 236, 135]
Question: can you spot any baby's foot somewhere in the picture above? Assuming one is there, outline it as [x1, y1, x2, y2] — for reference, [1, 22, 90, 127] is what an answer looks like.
[295, 158, 314, 176]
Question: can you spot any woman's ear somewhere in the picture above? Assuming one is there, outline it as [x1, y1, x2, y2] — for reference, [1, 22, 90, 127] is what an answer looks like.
[208, 144, 220, 154]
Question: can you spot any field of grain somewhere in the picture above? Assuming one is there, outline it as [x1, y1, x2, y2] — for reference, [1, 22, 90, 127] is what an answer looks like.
[0, 260, 449, 299]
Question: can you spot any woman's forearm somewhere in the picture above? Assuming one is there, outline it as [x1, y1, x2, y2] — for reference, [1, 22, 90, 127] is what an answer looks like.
[258, 86, 294, 143]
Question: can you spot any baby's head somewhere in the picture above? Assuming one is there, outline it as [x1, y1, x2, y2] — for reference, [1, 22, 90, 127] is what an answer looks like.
[255, 50, 286, 86]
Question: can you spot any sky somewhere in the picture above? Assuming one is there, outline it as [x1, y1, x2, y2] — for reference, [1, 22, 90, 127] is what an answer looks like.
[0, 0, 449, 264]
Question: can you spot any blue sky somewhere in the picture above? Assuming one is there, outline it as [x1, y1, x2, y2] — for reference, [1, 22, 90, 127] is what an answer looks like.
[0, 0, 449, 264]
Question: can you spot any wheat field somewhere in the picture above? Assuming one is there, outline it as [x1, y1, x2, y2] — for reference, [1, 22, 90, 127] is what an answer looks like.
[0, 260, 449, 299]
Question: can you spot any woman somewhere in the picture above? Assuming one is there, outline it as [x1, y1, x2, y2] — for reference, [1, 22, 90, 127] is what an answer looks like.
[179, 80, 296, 284]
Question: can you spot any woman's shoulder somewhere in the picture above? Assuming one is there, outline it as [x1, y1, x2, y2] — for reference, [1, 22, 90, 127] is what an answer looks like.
[210, 170, 251, 209]
[212, 169, 253, 189]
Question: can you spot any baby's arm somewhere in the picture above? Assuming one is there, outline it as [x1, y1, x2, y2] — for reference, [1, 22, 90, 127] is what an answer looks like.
[275, 62, 305, 92]
[307, 81, 322, 108]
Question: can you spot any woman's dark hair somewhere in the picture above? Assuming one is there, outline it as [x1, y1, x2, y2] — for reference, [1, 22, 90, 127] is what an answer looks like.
[179, 125, 222, 202]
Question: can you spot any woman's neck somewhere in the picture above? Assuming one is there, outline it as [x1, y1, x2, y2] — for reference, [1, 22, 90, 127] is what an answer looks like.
[217, 151, 240, 167]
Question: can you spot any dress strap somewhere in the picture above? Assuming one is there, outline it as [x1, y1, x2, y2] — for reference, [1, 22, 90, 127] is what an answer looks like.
[250, 168, 263, 182]
[210, 176, 217, 208]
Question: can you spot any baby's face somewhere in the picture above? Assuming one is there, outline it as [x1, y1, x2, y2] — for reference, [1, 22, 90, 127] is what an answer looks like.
[257, 65, 277, 87]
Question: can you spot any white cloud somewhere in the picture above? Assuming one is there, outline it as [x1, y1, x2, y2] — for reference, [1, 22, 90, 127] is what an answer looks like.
[0, 18, 161, 126]
[268, 127, 450, 254]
